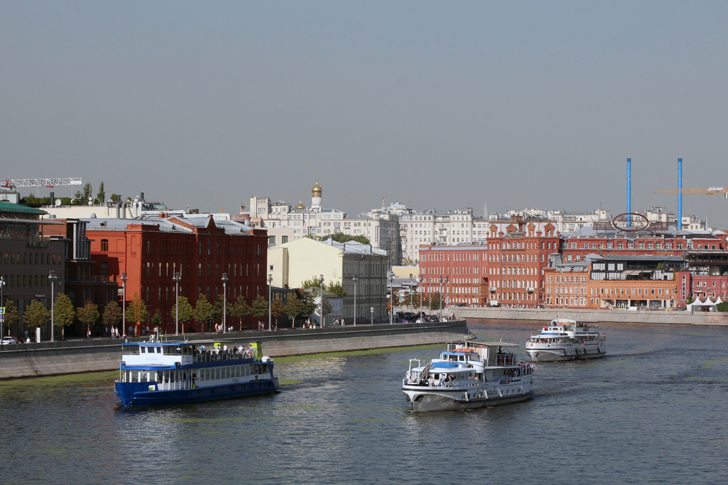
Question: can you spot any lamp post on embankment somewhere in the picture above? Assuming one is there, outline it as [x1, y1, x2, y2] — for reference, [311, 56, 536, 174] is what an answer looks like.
[48, 270, 57, 342]
[352, 274, 358, 326]
[120, 272, 128, 337]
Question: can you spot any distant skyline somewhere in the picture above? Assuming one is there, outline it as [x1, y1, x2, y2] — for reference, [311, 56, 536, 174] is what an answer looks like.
[3, 1, 728, 227]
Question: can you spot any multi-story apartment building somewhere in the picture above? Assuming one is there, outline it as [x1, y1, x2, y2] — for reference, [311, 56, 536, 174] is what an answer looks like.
[268, 237, 389, 323]
[86, 214, 268, 334]
[418, 217, 561, 307]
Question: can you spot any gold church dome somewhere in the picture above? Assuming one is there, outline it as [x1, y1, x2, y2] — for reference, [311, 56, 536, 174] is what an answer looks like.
[312, 179, 322, 196]
[295, 199, 306, 210]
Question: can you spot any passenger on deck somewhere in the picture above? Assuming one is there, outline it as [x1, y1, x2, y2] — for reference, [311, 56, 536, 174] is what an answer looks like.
[200, 344, 206, 353]
[428, 375, 435, 386]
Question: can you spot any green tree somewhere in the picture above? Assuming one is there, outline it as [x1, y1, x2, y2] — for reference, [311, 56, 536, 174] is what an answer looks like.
[76, 301, 99, 339]
[3, 299, 19, 329]
[152, 310, 162, 331]
[230, 295, 250, 331]
[717, 302, 728, 312]
[425, 292, 444, 311]
[284, 294, 306, 327]
[319, 297, 332, 325]
[271, 299, 287, 328]
[301, 292, 317, 317]
[326, 281, 347, 297]
[171, 295, 195, 327]
[102, 300, 123, 335]
[73, 190, 83, 204]
[250, 294, 268, 328]
[53, 293, 76, 340]
[95, 181, 106, 205]
[301, 275, 324, 289]
[328, 232, 370, 245]
[194, 294, 213, 331]
[23, 300, 50, 338]
[82, 182, 93, 203]
[110, 193, 122, 203]
[128, 293, 148, 335]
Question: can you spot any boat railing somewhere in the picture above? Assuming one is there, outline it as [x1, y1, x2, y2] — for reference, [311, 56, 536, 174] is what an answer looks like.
[405, 360, 432, 385]
[193, 350, 254, 363]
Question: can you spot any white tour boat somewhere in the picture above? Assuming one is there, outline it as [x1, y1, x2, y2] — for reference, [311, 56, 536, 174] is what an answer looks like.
[402, 341, 534, 412]
[525, 318, 606, 362]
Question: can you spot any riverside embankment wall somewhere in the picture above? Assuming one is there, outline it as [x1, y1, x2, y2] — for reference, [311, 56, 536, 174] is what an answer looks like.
[0, 320, 470, 379]
[453, 307, 728, 326]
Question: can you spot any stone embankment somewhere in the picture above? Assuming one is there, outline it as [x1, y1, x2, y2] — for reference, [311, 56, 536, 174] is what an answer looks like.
[452, 307, 728, 326]
[0, 320, 470, 379]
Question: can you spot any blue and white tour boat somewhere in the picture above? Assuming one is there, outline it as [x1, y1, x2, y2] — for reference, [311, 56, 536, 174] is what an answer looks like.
[114, 339, 280, 407]
[402, 341, 534, 412]
[525, 318, 606, 362]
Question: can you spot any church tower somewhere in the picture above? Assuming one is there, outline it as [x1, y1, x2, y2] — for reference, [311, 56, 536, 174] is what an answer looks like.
[311, 178, 322, 210]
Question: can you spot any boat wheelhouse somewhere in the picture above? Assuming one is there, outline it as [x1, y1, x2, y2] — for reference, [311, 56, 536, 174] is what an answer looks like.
[114, 340, 279, 407]
[402, 341, 534, 412]
[525, 318, 606, 362]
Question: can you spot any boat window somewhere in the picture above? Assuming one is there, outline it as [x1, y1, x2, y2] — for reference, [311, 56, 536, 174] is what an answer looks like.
[226, 367, 231, 378]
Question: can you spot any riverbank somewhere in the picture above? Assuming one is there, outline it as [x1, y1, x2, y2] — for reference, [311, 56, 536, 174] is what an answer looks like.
[0, 320, 470, 379]
[452, 307, 728, 325]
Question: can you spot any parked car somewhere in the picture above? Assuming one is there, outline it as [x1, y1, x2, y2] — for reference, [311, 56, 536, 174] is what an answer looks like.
[1, 336, 18, 345]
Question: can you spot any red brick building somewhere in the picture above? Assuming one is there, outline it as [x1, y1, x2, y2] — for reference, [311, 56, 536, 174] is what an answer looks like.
[86, 215, 267, 333]
[418, 218, 561, 307]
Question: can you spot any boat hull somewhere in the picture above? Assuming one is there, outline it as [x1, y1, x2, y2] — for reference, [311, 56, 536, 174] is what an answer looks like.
[115, 378, 280, 407]
[404, 389, 534, 412]
[526, 349, 575, 362]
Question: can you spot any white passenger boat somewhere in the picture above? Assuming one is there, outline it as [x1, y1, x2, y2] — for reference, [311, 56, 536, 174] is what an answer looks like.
[402, 341, 534, 412]
[114, 339, 280, 407]
[525, 318, 606, 362]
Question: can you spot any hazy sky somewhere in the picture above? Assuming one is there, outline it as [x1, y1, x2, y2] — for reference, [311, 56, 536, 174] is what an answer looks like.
[2, 1, 728, 227]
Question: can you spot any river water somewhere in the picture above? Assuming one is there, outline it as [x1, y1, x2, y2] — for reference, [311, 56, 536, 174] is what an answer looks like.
[1, 320, 727, 484]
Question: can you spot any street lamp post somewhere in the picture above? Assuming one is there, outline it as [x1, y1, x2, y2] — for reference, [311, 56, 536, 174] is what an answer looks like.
[48, 270, 58, 342]
[319, 274, 324, 328]
[0, 276, 5, 339]
[120, 272, 128, 337]
[439, 276, 443, 321]
[172, 272, 181, 336]
[388, 272, 393, 325]
[445, 276, 450, 318]
[419, 276, 423, 318]
[267, 274, 272, 331]
[352, 274, 358, 326]
[222, 273, 228, 333]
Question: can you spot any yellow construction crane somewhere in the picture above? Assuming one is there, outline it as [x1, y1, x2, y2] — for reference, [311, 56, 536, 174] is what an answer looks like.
[655, 187, 728, 196]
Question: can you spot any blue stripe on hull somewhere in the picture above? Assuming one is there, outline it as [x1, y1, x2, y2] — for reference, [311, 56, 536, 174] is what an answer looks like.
[115, 380, 280, 407]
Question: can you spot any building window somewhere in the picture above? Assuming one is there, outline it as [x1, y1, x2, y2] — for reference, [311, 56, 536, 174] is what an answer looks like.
[101, 239, 109, 251]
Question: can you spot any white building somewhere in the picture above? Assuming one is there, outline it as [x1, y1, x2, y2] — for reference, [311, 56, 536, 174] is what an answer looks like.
[268, 237, 389, 323]
[243, 180, 402, 264]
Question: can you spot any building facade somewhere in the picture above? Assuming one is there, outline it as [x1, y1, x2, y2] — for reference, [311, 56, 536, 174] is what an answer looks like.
[244, 181, 402, 264]
[268, 237, 389, 323]
[0, 202, 65, 339]
[543, 254, 683, 310]
[86, 214, 268, 334]
[418, 217, 561, 307]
